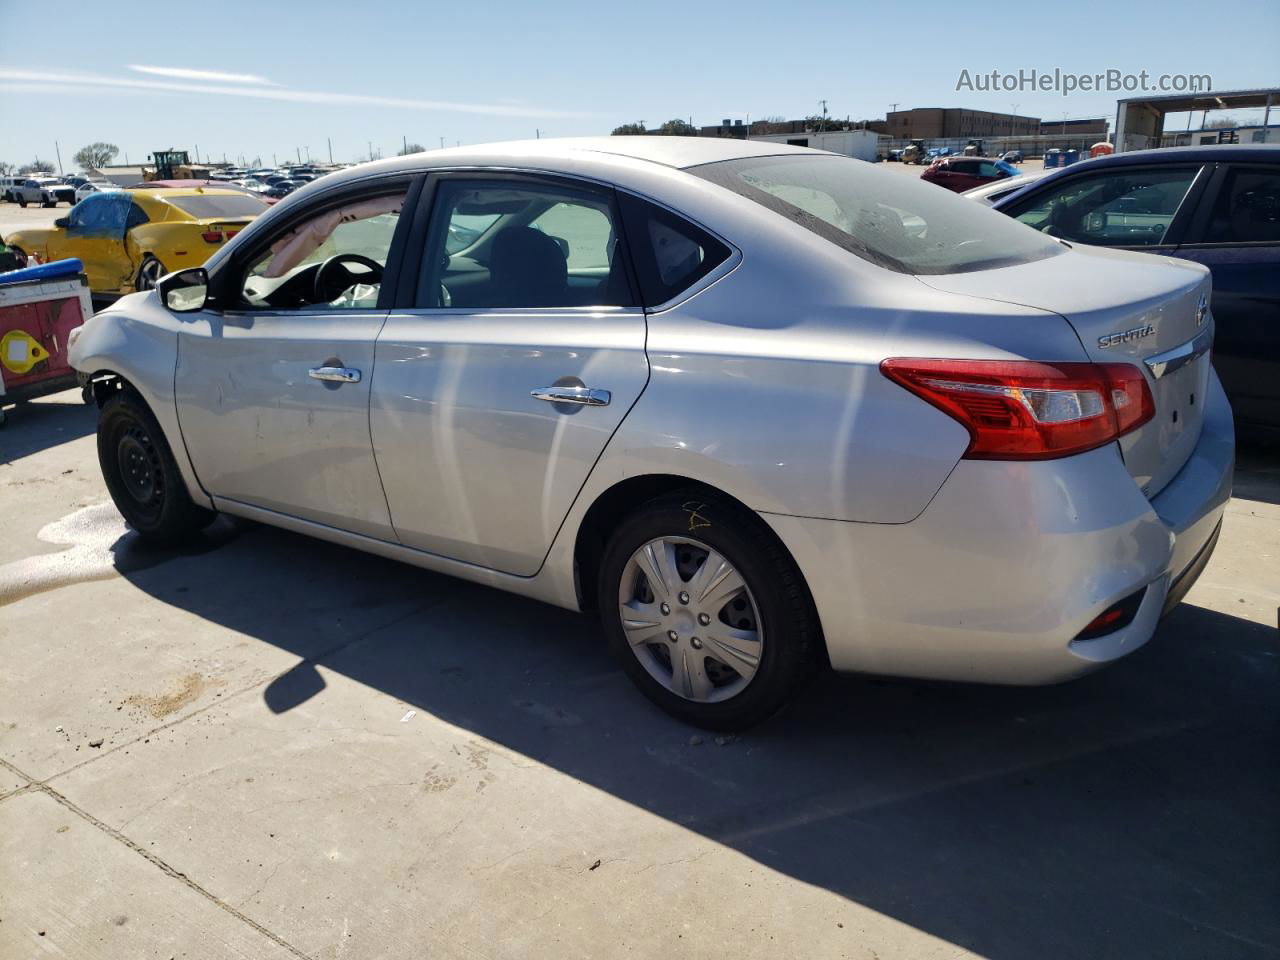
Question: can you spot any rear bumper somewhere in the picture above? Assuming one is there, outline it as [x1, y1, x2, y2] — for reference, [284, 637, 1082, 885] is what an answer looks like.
[764, 370, 1235, 685]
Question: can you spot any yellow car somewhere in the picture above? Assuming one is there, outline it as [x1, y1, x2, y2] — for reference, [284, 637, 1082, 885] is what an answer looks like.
[3, 187, 270, 295]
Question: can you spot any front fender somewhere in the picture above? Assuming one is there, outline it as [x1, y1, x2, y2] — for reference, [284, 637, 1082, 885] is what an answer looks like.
[3, 228, 53, 258]
[69, 299, 212, 509]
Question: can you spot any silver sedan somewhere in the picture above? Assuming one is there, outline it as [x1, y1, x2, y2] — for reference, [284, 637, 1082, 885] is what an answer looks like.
[69, 137, 1233, 729]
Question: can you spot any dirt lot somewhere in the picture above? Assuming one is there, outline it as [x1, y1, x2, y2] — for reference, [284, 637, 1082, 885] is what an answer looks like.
[0, 387, 1277, 960]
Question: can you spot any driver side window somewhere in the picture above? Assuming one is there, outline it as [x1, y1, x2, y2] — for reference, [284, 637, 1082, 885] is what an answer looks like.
[239, 188, 407, 311]
[1007, 167, 1199, 247]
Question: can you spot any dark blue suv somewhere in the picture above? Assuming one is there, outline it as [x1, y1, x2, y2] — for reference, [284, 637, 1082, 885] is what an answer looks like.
[993, 145, 1280, 432]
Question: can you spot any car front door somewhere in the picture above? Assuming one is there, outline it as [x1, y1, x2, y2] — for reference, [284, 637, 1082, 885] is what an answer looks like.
[47, 193, 134, 291]
[369, 173, 650, 576]
[1174, 162, 1280, 428]
[173, 176, 417, 540]
[998, 164, 1209, 252]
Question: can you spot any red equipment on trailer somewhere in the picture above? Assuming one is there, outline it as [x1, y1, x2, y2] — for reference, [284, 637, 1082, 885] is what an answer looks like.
[0, 259, 92, 426]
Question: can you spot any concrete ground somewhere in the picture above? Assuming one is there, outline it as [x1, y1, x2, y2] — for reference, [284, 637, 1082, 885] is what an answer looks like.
[0, 389, 1277, 960]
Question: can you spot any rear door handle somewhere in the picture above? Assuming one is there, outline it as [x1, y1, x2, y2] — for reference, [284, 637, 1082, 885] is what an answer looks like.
[308, 366, 362, 383]
[530, 386, 611, 406]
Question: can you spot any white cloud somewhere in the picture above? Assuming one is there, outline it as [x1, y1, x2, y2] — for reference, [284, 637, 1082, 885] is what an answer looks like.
[0, 68, 586, 120]
[129, 65, 276, 86]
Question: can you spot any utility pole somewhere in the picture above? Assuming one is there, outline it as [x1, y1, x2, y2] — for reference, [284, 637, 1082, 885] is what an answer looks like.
[403, 134, 407, 155]
[194, 143, 200, 163]
[535, 128, 540, 139]
[54, 141, 63, 174]
[296, 146, 301, 163]
[439, 136, 444, 149]
[819, 99, 829, 132]
[368, 141, 373, 161]
[327, 138, 332, 163]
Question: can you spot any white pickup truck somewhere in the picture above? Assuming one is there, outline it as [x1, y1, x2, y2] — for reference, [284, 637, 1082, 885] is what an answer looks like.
[6, 177, 77, 207]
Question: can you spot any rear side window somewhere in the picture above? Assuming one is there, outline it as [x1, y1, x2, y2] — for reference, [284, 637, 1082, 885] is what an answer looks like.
[616, 192, 731, 306]
[692, 154, 1061, 275]
[165, 193, 270, 219]
[1205, 167, 1280, 244]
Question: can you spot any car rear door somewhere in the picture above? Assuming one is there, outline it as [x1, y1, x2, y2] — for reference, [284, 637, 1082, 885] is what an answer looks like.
[369, 172, 650, 576]
[1173, 161, 1280, 428]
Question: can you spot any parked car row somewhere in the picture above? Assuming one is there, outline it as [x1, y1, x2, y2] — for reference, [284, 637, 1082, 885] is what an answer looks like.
[66, 138, 1239, 728]
[0, 175, 77, 207]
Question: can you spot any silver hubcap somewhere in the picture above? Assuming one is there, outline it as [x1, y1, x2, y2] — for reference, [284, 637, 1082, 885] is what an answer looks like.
[618, 536, 763, 703]
[137, 259, 164, 290]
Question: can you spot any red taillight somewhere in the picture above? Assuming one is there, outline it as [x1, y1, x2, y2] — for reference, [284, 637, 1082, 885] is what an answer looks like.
[201, 231, 224, 243]
[880, 358, 1155, 460]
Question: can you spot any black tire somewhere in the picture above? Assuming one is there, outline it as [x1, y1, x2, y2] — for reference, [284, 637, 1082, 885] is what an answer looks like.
[98, 390, 215, 544]
[41, 200, 54, 208]
[597, 492, 821, 730]
[17, 198, 26, 208]
[9, 247, 27, 268]
[135, 255, 165, 291]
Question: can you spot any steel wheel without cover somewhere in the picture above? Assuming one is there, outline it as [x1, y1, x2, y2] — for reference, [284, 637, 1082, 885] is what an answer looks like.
[618, 535, 764, 703]
[136, 257, 166, 290]
[115, 423, 165, 522]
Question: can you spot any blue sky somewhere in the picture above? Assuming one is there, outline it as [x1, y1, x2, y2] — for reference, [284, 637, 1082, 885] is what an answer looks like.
[0, 0, 1275, 169]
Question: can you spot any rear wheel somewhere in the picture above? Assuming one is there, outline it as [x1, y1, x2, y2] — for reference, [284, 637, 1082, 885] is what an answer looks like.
[598, 493, 820, 730]
[98, 390, 214, 543]
[135, 255, 166, 291]
[17, 198, 26, 208]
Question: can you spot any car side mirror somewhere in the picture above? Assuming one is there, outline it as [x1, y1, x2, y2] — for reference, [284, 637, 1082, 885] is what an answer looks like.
[54, 217, 70, 228]
[158, 267, 208, 312]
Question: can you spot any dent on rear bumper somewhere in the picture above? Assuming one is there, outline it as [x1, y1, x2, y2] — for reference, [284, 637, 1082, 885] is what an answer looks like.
[765, 372, 1234, 684]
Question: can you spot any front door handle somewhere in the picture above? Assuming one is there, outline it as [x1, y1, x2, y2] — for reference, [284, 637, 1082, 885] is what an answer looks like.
[530, 385, 611, 406]
[308, 366, 362, 384]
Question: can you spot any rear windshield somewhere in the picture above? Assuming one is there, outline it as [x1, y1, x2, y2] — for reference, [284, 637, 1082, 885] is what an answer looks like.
[690, 154, 1063, 275]
[166, 193, 270, 219]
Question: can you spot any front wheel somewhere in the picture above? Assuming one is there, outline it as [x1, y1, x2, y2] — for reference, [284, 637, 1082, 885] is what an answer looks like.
[98, 390, 215, 544]
[17, 198, 26, 208]
[598, 493, 820, 730]
[134, 255, 166, 291]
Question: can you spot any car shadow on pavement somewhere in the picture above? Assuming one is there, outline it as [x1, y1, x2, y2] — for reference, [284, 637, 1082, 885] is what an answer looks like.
[1235, 437, 1280, 506]
[0, 392, 96, 462]
[113, 515, 1280, 960]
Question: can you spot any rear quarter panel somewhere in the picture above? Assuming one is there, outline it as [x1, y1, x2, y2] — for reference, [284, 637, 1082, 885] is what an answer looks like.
[593, 202, 1093, 524]
[128, 222, 221, 278]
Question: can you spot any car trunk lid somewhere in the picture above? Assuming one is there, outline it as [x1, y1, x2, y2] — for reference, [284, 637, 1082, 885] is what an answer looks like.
[917, 244, 1213, 498]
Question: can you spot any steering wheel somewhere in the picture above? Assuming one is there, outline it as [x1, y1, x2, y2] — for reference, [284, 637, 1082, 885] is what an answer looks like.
[313, 253, 384, 303]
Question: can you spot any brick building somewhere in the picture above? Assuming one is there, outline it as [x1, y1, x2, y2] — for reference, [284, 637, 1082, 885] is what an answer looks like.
[886, 108, 1041, 139]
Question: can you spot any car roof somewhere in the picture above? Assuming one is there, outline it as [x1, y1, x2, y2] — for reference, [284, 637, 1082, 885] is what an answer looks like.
[127, 186, 256, 197]
[308, 136, 816, 192]
[1057, 144, 1279, 170]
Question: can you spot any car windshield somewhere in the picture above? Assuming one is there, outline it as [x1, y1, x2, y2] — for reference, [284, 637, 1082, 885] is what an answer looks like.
[691, 154, 1063, 275]
[165, 193, 271, 218]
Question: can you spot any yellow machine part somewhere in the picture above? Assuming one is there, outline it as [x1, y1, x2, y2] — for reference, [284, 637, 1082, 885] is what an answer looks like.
[1, 329, 49, 375]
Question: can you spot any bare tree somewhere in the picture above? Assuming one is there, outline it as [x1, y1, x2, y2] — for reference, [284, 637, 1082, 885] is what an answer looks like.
[398, 143, 426, 155]
[72, 142, 120, 170]
[17, 158, 52, 175]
